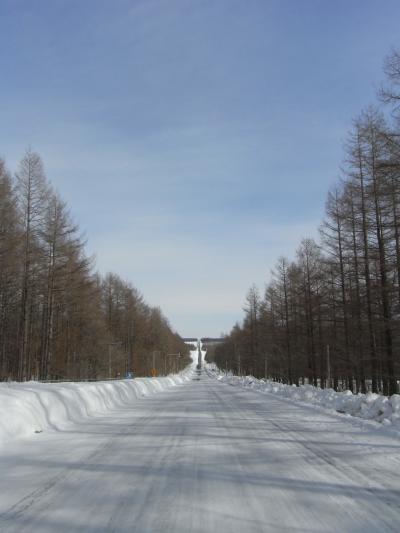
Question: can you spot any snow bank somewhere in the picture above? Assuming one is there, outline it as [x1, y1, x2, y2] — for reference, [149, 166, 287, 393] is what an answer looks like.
[210, 368, 400, 430]
[0, 364, 194, 448]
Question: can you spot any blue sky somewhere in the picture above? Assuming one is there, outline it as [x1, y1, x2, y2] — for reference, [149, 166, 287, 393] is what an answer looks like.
[1, 0, 399, 337]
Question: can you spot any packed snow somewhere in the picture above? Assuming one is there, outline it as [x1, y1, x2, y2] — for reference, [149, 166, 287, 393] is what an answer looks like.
[208, 367, 400, 432]
[1, 351, 400, 531]
[0, 365, 194, 448]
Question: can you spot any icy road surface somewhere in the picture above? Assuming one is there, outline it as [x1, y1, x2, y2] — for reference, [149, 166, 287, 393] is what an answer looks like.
[1, 369, 400, 532]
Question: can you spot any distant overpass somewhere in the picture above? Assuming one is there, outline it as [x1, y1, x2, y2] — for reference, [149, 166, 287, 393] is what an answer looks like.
[200, 338, 225, 345]
[182, 337, 225, 347]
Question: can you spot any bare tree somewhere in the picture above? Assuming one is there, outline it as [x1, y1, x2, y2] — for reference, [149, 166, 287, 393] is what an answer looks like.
[15, 150, 49, 380]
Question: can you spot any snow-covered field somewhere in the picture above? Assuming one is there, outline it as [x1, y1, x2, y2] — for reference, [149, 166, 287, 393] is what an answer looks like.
[209, 366, 400, 432]
[0, 363, 195, 448]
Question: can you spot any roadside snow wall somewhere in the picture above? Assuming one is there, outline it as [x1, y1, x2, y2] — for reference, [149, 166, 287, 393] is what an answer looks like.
[212, 370, 400, 430]
[0, 368, 193, 448]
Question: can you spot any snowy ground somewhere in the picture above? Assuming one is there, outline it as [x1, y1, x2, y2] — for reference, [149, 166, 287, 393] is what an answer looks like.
[0, 352, 400, 532]
[0, 364, 195, 448]
[210, 368, 400, 433]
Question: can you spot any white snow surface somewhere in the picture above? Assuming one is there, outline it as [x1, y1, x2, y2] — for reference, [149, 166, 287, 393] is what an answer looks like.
[0, 364, 194, 448]
[1, 351, 400, 531]
[211, 367, 400, 431]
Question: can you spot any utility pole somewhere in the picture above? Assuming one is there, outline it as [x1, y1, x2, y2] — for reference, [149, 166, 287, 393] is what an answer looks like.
[107, 342, 122, 379]
[151, 350, 158, 377]
[326, 344, 331, 389]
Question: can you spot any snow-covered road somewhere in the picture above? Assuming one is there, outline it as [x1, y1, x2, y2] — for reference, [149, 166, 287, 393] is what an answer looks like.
[1, 368, 400, 532]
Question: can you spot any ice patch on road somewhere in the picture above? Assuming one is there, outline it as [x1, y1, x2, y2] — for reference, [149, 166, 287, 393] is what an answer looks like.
[208, 367, 400, 432]
[0, 357, 196, 448]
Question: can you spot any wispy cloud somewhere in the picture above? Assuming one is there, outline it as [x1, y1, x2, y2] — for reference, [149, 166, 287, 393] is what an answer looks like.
[1, 0, 399, 335]
[88, 217, 320, 335]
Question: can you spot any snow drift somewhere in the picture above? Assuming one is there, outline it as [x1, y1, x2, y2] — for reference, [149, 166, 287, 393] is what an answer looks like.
[210, 369, 400, 430]
[0, 366, 194, 448]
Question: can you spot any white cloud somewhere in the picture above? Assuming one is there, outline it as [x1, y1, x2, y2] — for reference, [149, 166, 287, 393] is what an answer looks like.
[87, 216, 320, 336]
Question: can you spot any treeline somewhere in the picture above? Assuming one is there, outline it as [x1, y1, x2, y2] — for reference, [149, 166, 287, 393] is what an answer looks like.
[0, 151, 189, 381]
[212, 48, 400, 396]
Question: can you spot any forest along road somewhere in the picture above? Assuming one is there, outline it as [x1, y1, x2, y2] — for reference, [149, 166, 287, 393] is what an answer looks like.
[0, 370, 400, 533]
